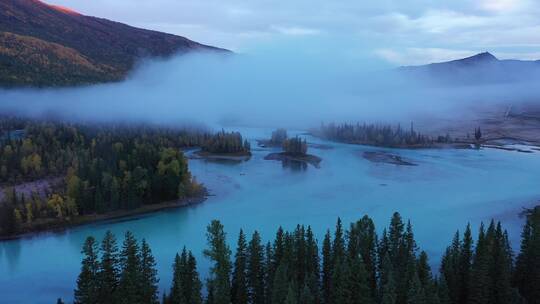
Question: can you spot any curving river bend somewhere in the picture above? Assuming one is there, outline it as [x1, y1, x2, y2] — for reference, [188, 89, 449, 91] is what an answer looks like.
[1, 128, 539, 304]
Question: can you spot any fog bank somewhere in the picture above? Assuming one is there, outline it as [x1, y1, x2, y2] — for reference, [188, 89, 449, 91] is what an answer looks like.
[1, 42, 540, 130]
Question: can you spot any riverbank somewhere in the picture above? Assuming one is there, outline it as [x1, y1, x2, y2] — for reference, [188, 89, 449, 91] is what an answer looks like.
[191, 150, 252, 162]
[363, 151, 417, 166]
[0, 194, 207, 241]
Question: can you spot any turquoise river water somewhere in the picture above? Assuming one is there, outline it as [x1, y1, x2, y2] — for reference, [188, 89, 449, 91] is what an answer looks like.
[1, 128, 539, 303]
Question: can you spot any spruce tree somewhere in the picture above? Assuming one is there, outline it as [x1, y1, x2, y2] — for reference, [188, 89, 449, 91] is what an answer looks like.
[232, 230, 248, 304]
[348, 255, 373, 304]
[117, 231, 142, 304]
[322, 230, 332, 304]
[271, 263, 289, 304]
[247, 231, 265, 304]
[356, 216, 378, 301]
[459, 224, 473, 304]
[170, 251, 187, 304]
[299, 283, 314, 304]
[469, 223, 490, 304]
[333, 218, 346, 267]
[388, 212, 404, 264]
[264, 242, 274, 304]
[284, 283, 298, 304]
[186, 251, 203, 304]
[74, 236, 100, 304]
[407, 272, 426, 304]
[332, 256, 350, 304]
[171, 248, 203, 304]
[305, 226, 320, 302]
[514, 206, 540, 304]
[140, 239, 159, 304]
[490, 223, 513, 304]
[203, 220, 232, 304]
[98, 231, 119, 304]
[438, 276, 452, 304]
[380, 253, 397, 304]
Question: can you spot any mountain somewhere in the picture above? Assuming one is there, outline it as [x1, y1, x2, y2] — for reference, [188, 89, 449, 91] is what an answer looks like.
[399, 52, 540, 85]
[0, 0, 228, 87]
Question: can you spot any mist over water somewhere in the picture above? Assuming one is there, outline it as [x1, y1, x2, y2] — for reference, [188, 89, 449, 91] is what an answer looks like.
[2, 40, 540, 129]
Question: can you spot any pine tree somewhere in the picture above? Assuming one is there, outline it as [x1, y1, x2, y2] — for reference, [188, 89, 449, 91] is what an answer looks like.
[299, 283, 314, 304]
[171, 248, 203, 304]
[117, 231, 142, 304]
[170, 251, 187, 304]
[469, 223, 491, 304]
[232, 230, 248, 304]
[514, 206, 540, 304]
[348, 255, 373, 304]
[380, 253, 397, 304]
[264, 242, 274, 304]
[203, 220, 232, 304]
[441, 231, 461, 304]
[356, 216, 378, 301]
[332, 256, 350, 304]
[438, 276, 452, 304]
[271, 263, 289, 304]
[305, 226, 320, 303]
[322, 230, 332, 304]
[284, 283, 298, 304]
[140, 239, 159, 304]
[490, 223, 513, 304]
[247, 231, 265, 304]
[74, 236, 100, 304]
[459, 224, 473, 304]
[98, 231, 119, 304]
[186, 251, 203, 304]
[333, 218, 345, 267]
[407, 272, 426, 304]
[388, 212, 404, 264]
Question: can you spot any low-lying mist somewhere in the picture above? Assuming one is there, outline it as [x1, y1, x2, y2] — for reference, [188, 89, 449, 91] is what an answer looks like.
[1, 41, 540, 131]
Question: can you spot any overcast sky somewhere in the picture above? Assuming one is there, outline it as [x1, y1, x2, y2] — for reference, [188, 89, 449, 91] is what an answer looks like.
[47, 0, 540, 65]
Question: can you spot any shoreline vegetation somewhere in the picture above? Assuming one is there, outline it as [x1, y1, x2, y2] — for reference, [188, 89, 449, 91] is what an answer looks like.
[0, 117, 249, 239]
[66, 207, 540, 304]
[313, 121, 540, 152]
[262, 130, 323, 168]
[192, 130, 252, 162]
[312, 122, 482, 150]
[0, 193, 207, 241]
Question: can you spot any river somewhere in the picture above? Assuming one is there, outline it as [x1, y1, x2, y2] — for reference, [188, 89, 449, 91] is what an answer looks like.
[1, 128, 539, 303]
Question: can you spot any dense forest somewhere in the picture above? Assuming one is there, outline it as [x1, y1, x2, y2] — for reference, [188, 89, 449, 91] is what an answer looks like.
[200, 130, 251, 155]
[68, 206, 540, 304]
[0, 117, 227, 236]
[316, 123, 453, 148]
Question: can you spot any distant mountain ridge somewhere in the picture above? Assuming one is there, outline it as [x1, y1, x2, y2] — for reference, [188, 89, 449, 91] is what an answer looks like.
[0, 0, 228, 87]
[400, 52, 540, 85]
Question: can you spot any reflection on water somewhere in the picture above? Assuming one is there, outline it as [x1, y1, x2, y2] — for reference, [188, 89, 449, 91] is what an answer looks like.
[281, 159, 308, 171]
[1, 127, 540, 304]
[0, 240, 21, 273]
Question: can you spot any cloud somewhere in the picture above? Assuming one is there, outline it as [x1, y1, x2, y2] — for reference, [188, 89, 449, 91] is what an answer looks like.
[270, 26, 321, 36]
[2, 43, 540, 131]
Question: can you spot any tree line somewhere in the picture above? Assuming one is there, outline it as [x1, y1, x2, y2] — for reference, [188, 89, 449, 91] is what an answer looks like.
[282, 136, 308, 155]
[317, 123, 452, 148]
[201, 130, 251, 155]
[269, 129, 288, 146]
[69, 206, 539, 304]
